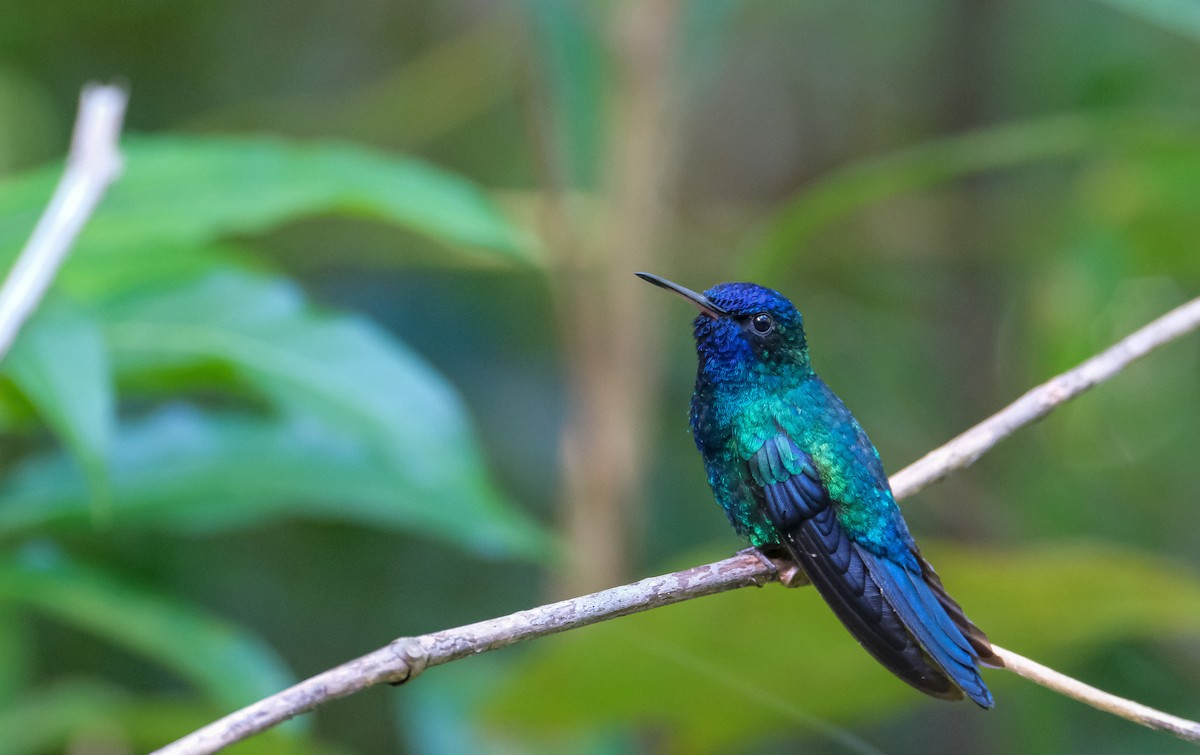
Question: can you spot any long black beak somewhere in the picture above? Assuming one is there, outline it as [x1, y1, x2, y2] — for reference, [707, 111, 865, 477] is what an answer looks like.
[635, 272, 727, 319]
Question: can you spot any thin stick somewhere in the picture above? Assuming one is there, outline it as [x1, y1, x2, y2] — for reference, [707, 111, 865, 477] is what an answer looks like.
[890, 296, 1200, 499]
[993, 645, 1200, 742]
[154, 293, 1200, 755]
[0, 83, 128, 359]
[152, 553, 777, 755]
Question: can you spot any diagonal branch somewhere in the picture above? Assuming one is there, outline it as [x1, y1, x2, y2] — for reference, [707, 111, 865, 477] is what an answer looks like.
[891, 296, 1200, 500]
[0, 83, 128, 359]
[154, 292, 1200, 754]
[992, 645, 1200, 742]
[153, 552, 780, 755]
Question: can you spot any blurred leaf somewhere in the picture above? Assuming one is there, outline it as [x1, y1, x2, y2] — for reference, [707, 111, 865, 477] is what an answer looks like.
[57, 242, 240, 304]
[1093, 0, 1200, 43]
[0, 406, 550, 559]
[0, 135, 536, 264]
[82, 269, 550, 558]
[0, 681, 115, 755]
[485, 541, 1200, 751]
[398, 654, 586, 755]
[1, 298, 113, 508]
[0, 681, 341, 755]
[740, 112, 1200, 280]
[0, 548, 294, 712]
[0, 609, 29, 707]
[527, 0, 608, 188]
[401, 654, 643, 755]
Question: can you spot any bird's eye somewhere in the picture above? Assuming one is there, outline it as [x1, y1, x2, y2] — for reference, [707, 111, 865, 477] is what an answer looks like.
[750, 313, 774, 335]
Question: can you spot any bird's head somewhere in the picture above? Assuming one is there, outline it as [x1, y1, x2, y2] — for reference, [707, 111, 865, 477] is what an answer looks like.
[637, 273, 812, 383]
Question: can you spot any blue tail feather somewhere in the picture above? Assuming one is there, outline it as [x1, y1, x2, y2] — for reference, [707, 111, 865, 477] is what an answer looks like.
[871, 554, 993, 707]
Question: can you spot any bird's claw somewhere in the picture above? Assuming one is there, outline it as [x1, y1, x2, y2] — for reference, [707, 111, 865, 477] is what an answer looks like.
[737, 547, 810, 588]
[774, 560, 810, 588]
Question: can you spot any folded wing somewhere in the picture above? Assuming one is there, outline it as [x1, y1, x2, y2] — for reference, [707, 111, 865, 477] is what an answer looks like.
[750, 433, 994, 707]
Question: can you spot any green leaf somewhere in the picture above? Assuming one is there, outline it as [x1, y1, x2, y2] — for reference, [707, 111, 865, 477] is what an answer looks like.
[0, 135, 536, 264]
[0, 549, 294, 712]
[0, 407, 550, 559]
[79, 269, 550, 558]
[739, 112, 1200, 280]
[484, 541, 1200, 751]
[0, 681, 119, 755]
[1, 297, 113, 509]
[55, 242, 238, 304]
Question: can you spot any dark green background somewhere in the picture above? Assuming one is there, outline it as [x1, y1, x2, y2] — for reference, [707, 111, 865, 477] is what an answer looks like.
[1, 1, 1198, 753]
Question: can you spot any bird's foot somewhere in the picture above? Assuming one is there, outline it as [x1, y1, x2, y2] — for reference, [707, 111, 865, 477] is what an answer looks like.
[774, 560, 810, 588]
[736, 547, 810, 588]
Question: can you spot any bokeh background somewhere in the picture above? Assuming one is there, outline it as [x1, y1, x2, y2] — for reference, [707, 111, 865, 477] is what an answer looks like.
[2, 1, 1199, 753]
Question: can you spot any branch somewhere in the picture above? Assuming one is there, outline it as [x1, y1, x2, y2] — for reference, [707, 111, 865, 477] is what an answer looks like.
[156, 294, 1200, 754]
[0, 83, 128, 359]
[992, 646, 1200, 742]
[891, 295, 1200, 500]
[153, 553, 777, 755]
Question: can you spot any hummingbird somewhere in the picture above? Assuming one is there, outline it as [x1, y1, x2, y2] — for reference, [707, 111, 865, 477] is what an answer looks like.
[638, 273, 996, 707]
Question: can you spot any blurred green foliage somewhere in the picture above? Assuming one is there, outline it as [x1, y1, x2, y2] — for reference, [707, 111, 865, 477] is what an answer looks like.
[1, 0, 1199, 753]
[0, 133, 550, 750]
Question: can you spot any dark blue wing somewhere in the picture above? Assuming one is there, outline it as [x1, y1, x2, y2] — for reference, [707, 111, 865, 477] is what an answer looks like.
[750, 433, 994, 707]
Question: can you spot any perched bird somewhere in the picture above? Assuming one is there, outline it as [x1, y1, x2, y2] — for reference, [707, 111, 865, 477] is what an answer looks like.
[638, 273, 997, 707]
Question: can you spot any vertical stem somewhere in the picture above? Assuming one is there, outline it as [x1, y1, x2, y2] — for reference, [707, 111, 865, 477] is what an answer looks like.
[556, 0, 683, 594]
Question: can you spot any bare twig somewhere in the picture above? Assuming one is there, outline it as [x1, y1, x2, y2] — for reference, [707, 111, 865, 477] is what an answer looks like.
[992, 645, 1200, 742]
[556, 0, 684, 595]
[155, 294, 1200, 755]
[0, 83, 128, 359]
[153, 553, 776, 755]
[890, 296, 1200, 499]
